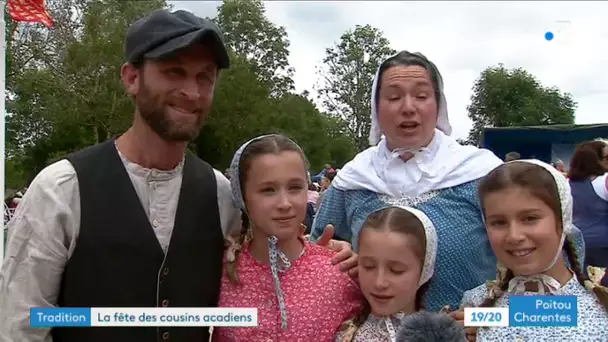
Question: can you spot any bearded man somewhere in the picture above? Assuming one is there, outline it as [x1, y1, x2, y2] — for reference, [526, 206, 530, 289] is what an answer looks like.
[0, 9, 354, 342]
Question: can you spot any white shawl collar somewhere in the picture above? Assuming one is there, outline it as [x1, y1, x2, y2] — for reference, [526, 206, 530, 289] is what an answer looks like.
[333, 129, 503, 197]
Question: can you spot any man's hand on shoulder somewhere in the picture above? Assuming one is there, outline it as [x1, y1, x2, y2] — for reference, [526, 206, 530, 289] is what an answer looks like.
[314, 224, 358, 278]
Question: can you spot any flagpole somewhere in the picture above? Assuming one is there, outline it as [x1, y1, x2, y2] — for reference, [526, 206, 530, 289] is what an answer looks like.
[1, 0, 6, 266]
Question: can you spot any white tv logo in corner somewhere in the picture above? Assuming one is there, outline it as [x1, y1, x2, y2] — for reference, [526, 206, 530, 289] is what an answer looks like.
[554, 20, 572, 46]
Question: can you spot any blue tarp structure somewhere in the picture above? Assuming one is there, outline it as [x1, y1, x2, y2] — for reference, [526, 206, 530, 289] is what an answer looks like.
[481, 124, 608, 168]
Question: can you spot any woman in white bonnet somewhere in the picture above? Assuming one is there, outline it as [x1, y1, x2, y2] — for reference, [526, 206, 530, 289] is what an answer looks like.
[310, 50, 586, 312]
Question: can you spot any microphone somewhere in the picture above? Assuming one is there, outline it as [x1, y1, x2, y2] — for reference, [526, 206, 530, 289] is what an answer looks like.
[395, 311, 466, 342]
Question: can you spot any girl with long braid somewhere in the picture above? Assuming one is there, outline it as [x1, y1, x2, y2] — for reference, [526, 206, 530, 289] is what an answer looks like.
[213, 134, 363, 341]
[459, 160, 608, 341]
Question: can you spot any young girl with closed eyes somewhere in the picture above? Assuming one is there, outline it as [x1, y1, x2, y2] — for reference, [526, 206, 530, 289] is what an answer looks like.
[335, 205, 456, 342]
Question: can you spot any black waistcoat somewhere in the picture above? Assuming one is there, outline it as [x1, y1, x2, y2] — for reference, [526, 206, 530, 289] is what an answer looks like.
[51, 140, 224, 342]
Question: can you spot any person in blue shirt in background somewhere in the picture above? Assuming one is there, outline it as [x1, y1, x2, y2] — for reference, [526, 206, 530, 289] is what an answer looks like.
[311, 164, 333, 183]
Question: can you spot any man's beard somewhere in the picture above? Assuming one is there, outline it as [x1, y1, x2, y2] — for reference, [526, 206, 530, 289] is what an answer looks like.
[135, 81, 204, 142]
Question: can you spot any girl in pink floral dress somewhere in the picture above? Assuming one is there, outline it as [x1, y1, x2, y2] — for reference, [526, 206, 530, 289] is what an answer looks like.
[212, 134, 363, 342]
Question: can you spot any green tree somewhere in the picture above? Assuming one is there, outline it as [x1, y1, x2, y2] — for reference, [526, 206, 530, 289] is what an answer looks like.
[194, 52, 277, 167]
[4, 154, 27, 191]
[197, 0, 357, 172]
[466, 64, 577, 145]
[215, 0, 294, 97]
[321, 115, 358, 168]
[5, 0, 167, 185]
[196, 52, 357, 172]
[266, 94, 357, 171]
[317, 24, 396, 152]
[6, 0, 357, 187]
[5, 0, 89, 184]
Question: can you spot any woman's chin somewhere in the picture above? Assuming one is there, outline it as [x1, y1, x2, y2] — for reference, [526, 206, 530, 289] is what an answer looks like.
[387, 136, 424, 151]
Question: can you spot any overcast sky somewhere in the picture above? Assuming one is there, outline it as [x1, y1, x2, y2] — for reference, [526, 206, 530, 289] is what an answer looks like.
[171, 1, 608, 139]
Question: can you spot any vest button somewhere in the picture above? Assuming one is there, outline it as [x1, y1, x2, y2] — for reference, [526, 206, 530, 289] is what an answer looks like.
[162, 331, 169, 340]
[162, 299, 169, 307]
[163, 268, 169, 276]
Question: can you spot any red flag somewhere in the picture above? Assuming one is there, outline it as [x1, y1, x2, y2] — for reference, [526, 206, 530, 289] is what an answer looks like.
[7, 0, 54, 29]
